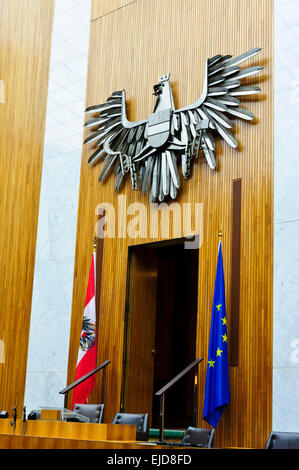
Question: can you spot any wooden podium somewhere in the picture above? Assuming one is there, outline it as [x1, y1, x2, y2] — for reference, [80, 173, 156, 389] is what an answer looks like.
[0, 418, 136, 441]
[0, 418, 181, 449]
[0, 418, 145, 449]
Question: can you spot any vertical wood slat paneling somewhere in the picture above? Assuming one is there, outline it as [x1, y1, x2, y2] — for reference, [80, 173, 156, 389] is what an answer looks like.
[68, 0, 273, 448]
[0, 0, 54, 412]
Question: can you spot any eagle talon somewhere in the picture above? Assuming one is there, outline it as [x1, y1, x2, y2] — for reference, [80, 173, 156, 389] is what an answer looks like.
[128, 156, 138, 190]
[119, 154, 130, 175]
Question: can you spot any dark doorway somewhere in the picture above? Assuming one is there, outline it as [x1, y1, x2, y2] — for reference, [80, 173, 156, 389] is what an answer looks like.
[122, 238, 199, 430]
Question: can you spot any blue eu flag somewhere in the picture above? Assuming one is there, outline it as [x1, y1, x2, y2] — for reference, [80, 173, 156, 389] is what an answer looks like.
[203, 241, 230, 428]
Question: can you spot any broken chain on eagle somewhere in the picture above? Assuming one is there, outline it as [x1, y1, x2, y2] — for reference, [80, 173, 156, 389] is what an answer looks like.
[84, 48, 263, 202]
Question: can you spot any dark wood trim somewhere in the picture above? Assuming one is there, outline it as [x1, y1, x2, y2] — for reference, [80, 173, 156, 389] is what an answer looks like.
[230, 179, 242, 367]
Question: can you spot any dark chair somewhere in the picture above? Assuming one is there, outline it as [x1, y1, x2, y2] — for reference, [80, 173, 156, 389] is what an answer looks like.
[266, 432, 299, 449]
[112, 413, 149, 441]
[73, 403, 104, 423]
[181, 427, 215, 448]
[27, 409, 41, 420]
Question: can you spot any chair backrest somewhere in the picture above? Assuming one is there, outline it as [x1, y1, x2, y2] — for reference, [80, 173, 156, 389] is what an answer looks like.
[182, 427, 215, 448]
[112, 413, 149, 441]
[27, 409, 41, 420]
[73, 404, 104, 423]
[266, 432, 299, 449]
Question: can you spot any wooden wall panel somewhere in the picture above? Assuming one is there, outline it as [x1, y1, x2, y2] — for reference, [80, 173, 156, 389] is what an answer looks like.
[68, 0, 273, 448]
[0, 0, 54, 412]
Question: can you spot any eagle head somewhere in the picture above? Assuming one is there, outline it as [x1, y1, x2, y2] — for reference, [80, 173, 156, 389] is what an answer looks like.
[153, 73, 171, 96]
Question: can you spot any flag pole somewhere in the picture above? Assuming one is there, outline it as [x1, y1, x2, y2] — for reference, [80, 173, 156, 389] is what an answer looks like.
[93, 236, 97, 251]
[218, 226, 223, 244]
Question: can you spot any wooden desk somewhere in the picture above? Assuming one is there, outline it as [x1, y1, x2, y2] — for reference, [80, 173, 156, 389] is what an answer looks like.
[0, 433, 182, 449]
[0, 419, 135, 442]
[0, 419, 183, 449]
[0, 419, 208, 449]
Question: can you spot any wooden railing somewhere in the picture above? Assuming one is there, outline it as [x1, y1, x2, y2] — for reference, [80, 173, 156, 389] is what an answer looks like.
[59, 360, 111, 411]
[155, 357, 203, 442]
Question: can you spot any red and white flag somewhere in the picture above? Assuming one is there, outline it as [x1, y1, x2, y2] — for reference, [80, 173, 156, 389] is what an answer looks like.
[71, 252, 97, 409]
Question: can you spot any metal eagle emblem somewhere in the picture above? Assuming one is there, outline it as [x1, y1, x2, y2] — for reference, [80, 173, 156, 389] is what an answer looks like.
[84, 48, 263, 202]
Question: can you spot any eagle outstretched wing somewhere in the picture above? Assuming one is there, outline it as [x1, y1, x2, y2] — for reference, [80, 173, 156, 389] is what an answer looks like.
[84, 90, 149, 191]
[173, 47, 263, 174]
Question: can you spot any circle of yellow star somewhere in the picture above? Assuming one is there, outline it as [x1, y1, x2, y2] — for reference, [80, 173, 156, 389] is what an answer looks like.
[216, 304, 222, 311]
[222, 317, 227, 325]
[208, 359, 215, 368]
[222, 333, 228, 342]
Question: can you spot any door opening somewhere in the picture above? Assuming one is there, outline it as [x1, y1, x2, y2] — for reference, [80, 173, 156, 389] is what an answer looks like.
[121, 238, 199, 429]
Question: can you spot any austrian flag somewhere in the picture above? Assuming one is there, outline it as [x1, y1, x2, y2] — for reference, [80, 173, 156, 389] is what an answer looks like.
[71, 252, 97, 409]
